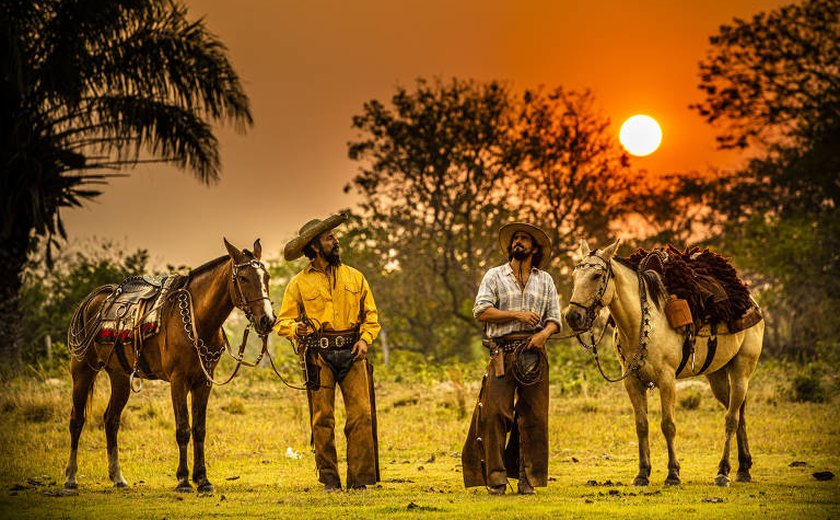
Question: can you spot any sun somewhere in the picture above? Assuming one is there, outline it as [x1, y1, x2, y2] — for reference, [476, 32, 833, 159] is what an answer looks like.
[619, 115, 662, 157]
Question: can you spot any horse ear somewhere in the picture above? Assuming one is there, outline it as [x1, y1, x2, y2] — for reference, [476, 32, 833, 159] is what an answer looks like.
[223, 237, 245, 262]
[253, 239, 262, 260]
[578, 239, 591, 258]
[602, 238, 621, 259]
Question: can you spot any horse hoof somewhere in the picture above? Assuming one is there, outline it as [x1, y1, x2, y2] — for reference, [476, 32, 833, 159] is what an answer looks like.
[175, 482, 194, 493]
[114, 481, 128, 489]
[63, 481, 78, 490]
[664, 477, 681, 486]
[735, 472, 752, 483]
[197, 482, 214, 493]
[714, 474, 731, 487]
[633, 477, 649, 486]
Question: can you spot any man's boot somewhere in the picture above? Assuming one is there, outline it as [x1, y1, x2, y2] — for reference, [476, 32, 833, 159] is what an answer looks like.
[488, 484, 506, 495]
[517, 477, 535, 495]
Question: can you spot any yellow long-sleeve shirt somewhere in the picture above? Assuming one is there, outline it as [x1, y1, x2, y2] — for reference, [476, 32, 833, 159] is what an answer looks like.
[274, 263, 381, 345]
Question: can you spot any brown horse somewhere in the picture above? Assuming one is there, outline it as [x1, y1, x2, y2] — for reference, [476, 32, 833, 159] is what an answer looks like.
[64, 239, 275, 492]
[564, 240, 764, 487]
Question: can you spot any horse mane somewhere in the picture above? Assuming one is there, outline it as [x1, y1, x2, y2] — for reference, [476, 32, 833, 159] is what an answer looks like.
[613, 256, 668, 310]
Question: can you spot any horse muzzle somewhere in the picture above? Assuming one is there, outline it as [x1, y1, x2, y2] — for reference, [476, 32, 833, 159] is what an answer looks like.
[563, 305, 592, 333]
[255, 314, 276, 336]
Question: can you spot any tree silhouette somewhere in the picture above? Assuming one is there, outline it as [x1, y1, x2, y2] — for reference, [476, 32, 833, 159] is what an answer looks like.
[345, 79, 643, 358]
[0, 0, 252, 360]
[691, 0, 838, 150]
[691, 0, 839, 356]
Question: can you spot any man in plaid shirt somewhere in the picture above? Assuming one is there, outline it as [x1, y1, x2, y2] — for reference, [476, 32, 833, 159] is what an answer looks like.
[462, 222, 562, 495]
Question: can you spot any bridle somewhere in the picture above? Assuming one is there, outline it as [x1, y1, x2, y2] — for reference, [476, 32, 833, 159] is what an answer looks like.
[230, 258, 273, 332]
[569, 251, 652, 385]
[568, 251, 613, 329]
[175, 257, 277, 388]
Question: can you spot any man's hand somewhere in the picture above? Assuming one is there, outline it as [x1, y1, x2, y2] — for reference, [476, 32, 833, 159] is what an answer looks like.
[517, 311, 541, 327]
[526, 329, 550, 351]
[351, 339, 368, 361]
[295, 321, 312, 337]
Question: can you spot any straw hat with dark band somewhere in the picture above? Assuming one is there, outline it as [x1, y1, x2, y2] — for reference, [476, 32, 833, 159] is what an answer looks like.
[498, 222, 552, 268]
[284, 213, 349, 261]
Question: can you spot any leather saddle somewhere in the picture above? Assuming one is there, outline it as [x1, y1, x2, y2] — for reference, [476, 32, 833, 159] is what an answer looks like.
[96, 275, 179, 343]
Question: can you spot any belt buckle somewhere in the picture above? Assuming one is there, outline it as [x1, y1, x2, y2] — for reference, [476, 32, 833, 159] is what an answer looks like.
[319, 337, 329, 349]
[335, 335, 345, 348]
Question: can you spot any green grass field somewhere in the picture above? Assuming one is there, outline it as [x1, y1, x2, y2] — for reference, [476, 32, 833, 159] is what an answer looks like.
[0, 346, 837, 519]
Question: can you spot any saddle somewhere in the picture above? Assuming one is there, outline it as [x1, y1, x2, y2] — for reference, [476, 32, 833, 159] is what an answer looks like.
[624, 245, 760, 333]
[96, 275, 180, 343]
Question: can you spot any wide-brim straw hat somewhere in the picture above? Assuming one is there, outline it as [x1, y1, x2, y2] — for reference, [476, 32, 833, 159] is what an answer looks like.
[284, 213, 349, 261]
[498, 222, 552, 268]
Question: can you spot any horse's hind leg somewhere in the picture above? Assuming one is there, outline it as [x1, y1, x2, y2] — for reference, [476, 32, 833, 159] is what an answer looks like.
[733, 399, 752, 482]
[65, 359, 97, 489]
[170, 375, 193, 492]
[707, 365, 750, 487]
[190, 380, 214, 493]
[624, 377, 651, 486]
[104, 371, 131, 487]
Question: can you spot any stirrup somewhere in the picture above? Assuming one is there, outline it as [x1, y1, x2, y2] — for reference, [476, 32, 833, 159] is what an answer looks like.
[129, 370, 144, 393]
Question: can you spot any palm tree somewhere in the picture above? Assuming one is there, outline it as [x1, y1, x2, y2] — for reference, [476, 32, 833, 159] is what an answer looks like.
[0, 0, 253, 360]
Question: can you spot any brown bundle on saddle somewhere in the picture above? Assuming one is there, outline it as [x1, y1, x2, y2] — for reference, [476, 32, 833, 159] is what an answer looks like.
[623, 245, 757, 333]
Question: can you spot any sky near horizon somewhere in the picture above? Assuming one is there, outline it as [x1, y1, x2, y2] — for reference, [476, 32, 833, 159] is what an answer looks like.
[61, 0, 787, 268]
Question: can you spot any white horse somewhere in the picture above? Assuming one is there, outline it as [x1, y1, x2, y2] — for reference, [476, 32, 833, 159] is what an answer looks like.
[563, 239, 764, 487]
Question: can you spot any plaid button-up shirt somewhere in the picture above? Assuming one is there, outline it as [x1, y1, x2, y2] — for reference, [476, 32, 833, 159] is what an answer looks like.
[473, 263, 563, 338]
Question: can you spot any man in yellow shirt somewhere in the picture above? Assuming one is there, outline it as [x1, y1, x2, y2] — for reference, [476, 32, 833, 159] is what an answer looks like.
[275, 213, 381, 492]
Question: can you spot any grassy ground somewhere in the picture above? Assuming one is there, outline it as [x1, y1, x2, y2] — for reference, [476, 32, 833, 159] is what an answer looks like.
[0, 346, 837, 519]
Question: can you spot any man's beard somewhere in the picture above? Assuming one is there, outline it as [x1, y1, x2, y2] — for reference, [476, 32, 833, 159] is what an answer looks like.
[324, 246, 342, 267]
[512, 248, 530, 261]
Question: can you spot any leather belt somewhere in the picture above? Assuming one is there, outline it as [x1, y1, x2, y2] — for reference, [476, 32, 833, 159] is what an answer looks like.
[302, 331, 358, 350]
[486, 334, 533, 352]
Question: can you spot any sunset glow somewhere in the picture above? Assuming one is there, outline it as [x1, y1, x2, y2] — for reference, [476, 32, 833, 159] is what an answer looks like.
[620, 115, 663, 157]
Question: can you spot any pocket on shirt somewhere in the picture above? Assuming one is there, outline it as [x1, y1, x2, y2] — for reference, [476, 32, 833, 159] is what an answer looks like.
[344, 281, 362, 320]
[300, 285, 326, 317]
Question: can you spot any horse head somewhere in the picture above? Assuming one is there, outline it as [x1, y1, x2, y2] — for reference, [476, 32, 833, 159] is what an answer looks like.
[224, 238, 276, 336]
[564, 238, 620, 332]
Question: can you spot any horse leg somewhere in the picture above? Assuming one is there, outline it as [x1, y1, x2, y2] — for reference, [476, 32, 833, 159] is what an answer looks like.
[65, 360, 97, 489]
[733, 399, 752, 482]
[170, 376, 193, 492]
[104, 372, 131, 488]
[190, 381, 214, 493]
[715, 365, 751, 487]
[623, 377, 651, 486]
[658, 375, 680, 485]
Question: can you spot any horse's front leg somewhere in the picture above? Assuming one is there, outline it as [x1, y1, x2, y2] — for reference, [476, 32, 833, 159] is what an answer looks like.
[190, 380, 214, 493]
[623, 377, 651, 486]
[170, 375, 193, 492]
[658, 374, 680, 485]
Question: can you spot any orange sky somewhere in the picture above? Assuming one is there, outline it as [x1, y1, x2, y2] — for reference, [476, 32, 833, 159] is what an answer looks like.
[62, 0, 787, 267]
